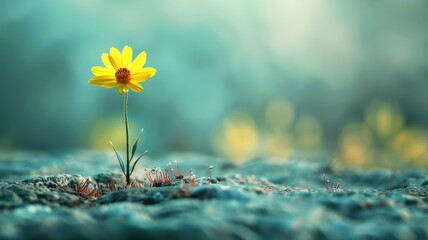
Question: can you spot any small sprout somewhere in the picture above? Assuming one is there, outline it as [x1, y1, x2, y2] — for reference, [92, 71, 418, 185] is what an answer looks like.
[146, 162, 217, 187]
[106, 179, 142, 191]
[163, 169, 173, 186]
[183, 168, 196, 184]
[323, 174, 341, 191]
[146, 167, 172, 187]
[168, 160, 184, 179]
[190, 174, 197, 186]
[208, 165, 213, 180]
[75, 179, 100, 198]
[107, 180, 118, 192]
[126, 179, 144, 189]
[146, 168, 163, 187]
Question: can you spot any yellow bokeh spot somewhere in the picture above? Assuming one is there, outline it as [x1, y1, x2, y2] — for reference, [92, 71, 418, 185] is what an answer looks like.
[392, 129, 427, 162]
[263, 134, 293, 160]
[90, 118, 128, 150]
[212, 112, 258, 164]
[365, 101, 403, 139]
[339, 122, 373, 167]
[265, 99, 295, 131]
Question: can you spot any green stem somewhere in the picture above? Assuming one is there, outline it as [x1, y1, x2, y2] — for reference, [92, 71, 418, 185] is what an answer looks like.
[124, 92, 130, 185]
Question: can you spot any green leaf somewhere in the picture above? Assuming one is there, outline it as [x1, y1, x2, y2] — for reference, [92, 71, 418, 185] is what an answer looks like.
[130, 150, 148, 175]
[130, 128, 144, 161]
[110, 141, 125, 175]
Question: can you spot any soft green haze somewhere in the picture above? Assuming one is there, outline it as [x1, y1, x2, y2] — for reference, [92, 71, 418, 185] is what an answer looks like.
[1, 1, 427, 168]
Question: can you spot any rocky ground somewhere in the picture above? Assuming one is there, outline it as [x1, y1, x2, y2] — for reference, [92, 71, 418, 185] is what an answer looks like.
[0, 150, 427, 240]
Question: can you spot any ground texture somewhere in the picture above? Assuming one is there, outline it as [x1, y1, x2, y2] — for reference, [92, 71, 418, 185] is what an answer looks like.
[0, 151, 427, 240]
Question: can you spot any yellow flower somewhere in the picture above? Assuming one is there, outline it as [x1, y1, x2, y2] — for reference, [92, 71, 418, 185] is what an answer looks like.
[89, 46, 156, 94]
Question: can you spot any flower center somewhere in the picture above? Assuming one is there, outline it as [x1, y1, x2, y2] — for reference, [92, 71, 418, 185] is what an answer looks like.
[115, 68, 131, 84]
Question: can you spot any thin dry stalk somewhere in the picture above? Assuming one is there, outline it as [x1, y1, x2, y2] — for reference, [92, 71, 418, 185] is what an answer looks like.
[323, 174, 341, 191]
[75, 179, 101, 198]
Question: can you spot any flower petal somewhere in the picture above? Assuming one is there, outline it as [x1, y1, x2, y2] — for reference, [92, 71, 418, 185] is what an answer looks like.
[130, 51, 147, 71]
[122, 85, 129, 93]
[128, 81, 143, 92]
[131, 67, 157, 78]
[131, 74, 149, 82]
[110, 47, 122, 68]
[102, 82, 118, 88]
[108, 55, 119, 70]
[131, 67, 157, 82]
[118, 85, 124, 94]
[117, 84, 129, 94]
[89, 76, 116, 85]
[91, 66, 115, 76]
[122, 46, 133, 69]
[102, 53, 116, 71]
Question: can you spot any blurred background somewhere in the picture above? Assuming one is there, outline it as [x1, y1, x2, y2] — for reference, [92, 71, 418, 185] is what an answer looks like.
[0, 0, 428, 169]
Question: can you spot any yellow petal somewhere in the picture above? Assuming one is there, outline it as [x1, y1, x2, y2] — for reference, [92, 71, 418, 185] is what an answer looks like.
[108, 55, 119, 70]
[131, 67, 157, 82]
[128, 81, 143, 92]
[91, 66, 115, 76]
[118, 85, 124, 94]
[131, 74, 149, 82]
[110, 47, 122, 68]
[89, 76, 116, 85]
[102, 53, 116, 71]
[122, 85, 129, 93]
[130, 51, 147, 71]
[122, 46, 133, 69]
[117, 84, 129, 94]
[103, 82, 118, 88]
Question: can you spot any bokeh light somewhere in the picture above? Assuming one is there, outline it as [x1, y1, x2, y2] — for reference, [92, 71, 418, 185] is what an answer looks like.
[1, 1, 428, 169]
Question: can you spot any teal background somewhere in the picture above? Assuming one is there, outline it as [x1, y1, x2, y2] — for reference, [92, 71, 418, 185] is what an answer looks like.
[1, 1, 428, 168]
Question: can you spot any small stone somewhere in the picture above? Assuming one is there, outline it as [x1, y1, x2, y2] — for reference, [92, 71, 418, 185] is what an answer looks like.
[209, 178, 219, 184]
[153, 192, 163, 201]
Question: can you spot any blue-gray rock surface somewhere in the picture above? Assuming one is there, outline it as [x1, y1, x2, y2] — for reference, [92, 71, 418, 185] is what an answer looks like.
[0, 151, 427, 240]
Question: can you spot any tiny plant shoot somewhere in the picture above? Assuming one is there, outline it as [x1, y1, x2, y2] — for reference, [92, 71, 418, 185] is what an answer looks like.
[89, 46, 157, 185]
